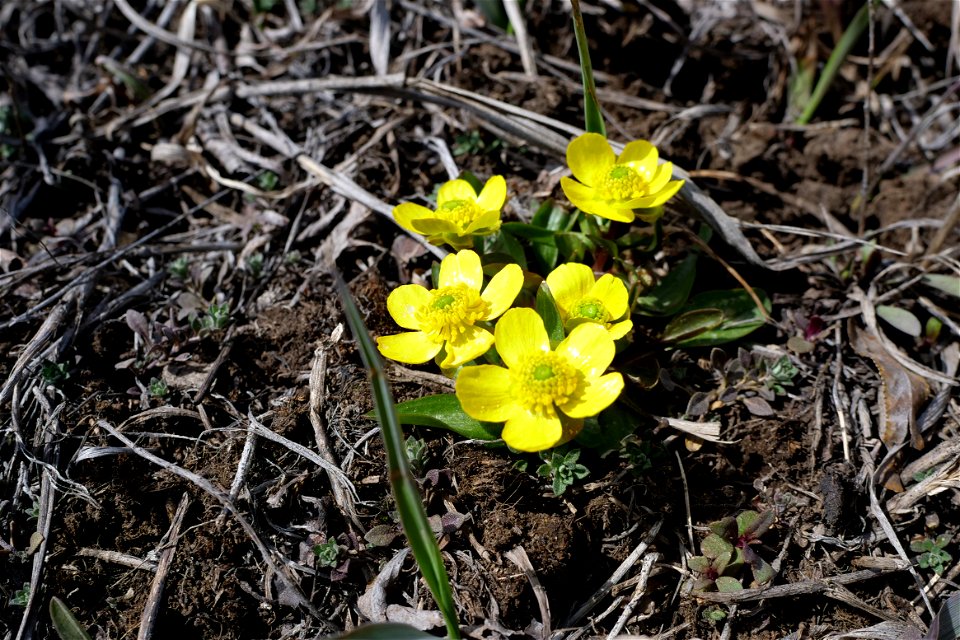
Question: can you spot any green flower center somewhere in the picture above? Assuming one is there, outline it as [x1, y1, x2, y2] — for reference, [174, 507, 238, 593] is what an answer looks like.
[515, 352, 580, 412]
[416, 285, 488, 343]
[601, 164, 650, 202]
[438, 199, 482, 228]
[570, 298, 610, 323]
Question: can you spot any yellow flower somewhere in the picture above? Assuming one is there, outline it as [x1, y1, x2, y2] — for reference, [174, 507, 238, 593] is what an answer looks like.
[560, 133, 684, 223]
[393, 176, 507, 249]
[377, 249, 522, 369]
[546, 263, 632, 340]
[456, 308, 624, 452]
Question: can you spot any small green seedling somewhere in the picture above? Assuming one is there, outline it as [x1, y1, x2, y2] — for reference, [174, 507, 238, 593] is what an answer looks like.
[537, 448, 589, 496]
[168, 256, 189, 279]
[246, 253, 264, 279]
[701, 606, 728, 623]
[256, 171, 279, 191]
[41, 360, 69, 387]
[404, 436, 428, 474]
[11, 583, 30, 606]
[689, 509, 776, 591]
[148, 377, 168, 398]
[911, 534, 952, 575]
[313, 539, 343, 568]
[192, 303, 231, 334]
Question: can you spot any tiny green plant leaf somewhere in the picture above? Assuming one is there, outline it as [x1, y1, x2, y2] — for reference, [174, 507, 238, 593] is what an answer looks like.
[715, 576, 743, 592]
[49, 597, 94, 640]
[537, 448, 589, 496]
[923, 274, 960, 299]
[911, 535, 952, 575]
[877, 305, 922, 337]
[313, 539, 342, 568]
[661, 309, 725, 344]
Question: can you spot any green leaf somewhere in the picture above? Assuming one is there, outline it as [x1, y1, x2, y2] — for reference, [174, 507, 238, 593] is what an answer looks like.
[737, 510, 774, 539]
[532, 201, 576, 232]
[574, 404, 638, 452]
[709, 517, 738, 541]
[335, 623, 441, 639]
[457, 170, 485, 195]
[923, 274, 960, 298]
[672, 289, 771, 347]
[536, 284, 565, 346]
[877, 305, 922, 337]
[485, 230, 527, 270]
[49, 597, 93, 640]
[389, 394, 502, 442]
[796, 1, 869, 125]
[743, 545, 774, 585]
[502, 221, 561, 271]
[635, 253, 699, 316]
[661, 309, 724, 343]
[715, 576, 743, 592]
[335, 275, 461, 640]
[701, 533, 734, 559]
[687, 556, 712, 573]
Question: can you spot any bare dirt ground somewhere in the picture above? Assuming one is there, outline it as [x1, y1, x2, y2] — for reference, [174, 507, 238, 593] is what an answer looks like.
[1, 1, 959, 639]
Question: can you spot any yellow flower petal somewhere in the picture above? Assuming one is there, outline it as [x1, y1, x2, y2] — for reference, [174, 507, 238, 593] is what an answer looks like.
[480, 263, 523, 320]
[559, 372, 624, 419]
[476, 175, 507, 211]
[608, 319, 633, 340]
[440, 325, 495, 368]
[618, 139, 658, 176]
[567, 133, 615, 187]
[501, 407, 564, 452]
[386, 284, 430, 330]
[439, 249, 483, 291]
[437, 179, 477, 205]
[495, 307, 549, 369]
[376, 331, 442, 364]
[556, 322, 615, 378]
[589, 273, 629, 319]
[646, 162, 674, 195]
[627, 178, 684, 210]
[456, 364, 518, 422]
[546, 263, 595, 317]
[465, 208, 502, 234]
[561, 177, 635, 222]
[393, 202, 432, 233]
[412, 217, 458, 235]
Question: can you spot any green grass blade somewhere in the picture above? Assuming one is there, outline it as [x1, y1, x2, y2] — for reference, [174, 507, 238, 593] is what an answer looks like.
[334, 273, 461, 640]
[796, 1, 869, 125]
[570, 0, 605, 135]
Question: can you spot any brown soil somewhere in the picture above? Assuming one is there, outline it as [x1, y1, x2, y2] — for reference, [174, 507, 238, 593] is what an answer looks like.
[1, 1, 958, 639]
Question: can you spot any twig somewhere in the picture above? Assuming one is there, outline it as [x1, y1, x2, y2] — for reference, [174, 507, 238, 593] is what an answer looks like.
[606, 552, 658, 639]
[505, 546, 551, 638]
[695, 566, 907, 604]
[138, 492, 190, 640]
[564, 518, 663, 627]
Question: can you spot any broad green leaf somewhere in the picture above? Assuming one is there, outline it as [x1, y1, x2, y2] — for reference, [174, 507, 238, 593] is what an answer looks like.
[502, 222, 560, 270]
[877, 305, 922, 337]
[687, 556, 711, 573]
[715, 576, 743, 592]
[701, 533, 734, 559]
[635, 253, 699, 316]
[709, 517, 738, 541]
[742, 545, 774, 585]
[536, 284, 565, 346]
[336, 623, 440, 639]
[923, 274, 960, 299]
[531, 201, 576, 232]
[335, 275, 461, 639]
[926, 592, 960, 640]
[485, 230, 527, 270]
[738, 509, 774, 539]
[672, 289, 771, 347]
[389, 394, 502, 441]
[661, 309, 724, 343]
[574, 403, 638, 453]
[49, 597, 93, 640]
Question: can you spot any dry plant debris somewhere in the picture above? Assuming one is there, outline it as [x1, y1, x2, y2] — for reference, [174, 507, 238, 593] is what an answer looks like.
[1, 1, 958, 639]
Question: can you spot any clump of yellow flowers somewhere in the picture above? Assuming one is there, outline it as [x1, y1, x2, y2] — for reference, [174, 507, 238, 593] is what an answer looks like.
[378, 132, 684, 452]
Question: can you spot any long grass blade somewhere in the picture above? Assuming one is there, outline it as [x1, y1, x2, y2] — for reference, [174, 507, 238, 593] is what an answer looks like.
[334, 272, 461, 640]
[796, 1, 869, 125]
[570, 0, 606, 135]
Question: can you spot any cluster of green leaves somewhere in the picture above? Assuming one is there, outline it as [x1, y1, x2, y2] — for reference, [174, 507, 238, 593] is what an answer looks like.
[689, 510, 775, 592]
[911, 534, 952, 575]
[687, 349, 798, 419]
[536, 448, 589, 496]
